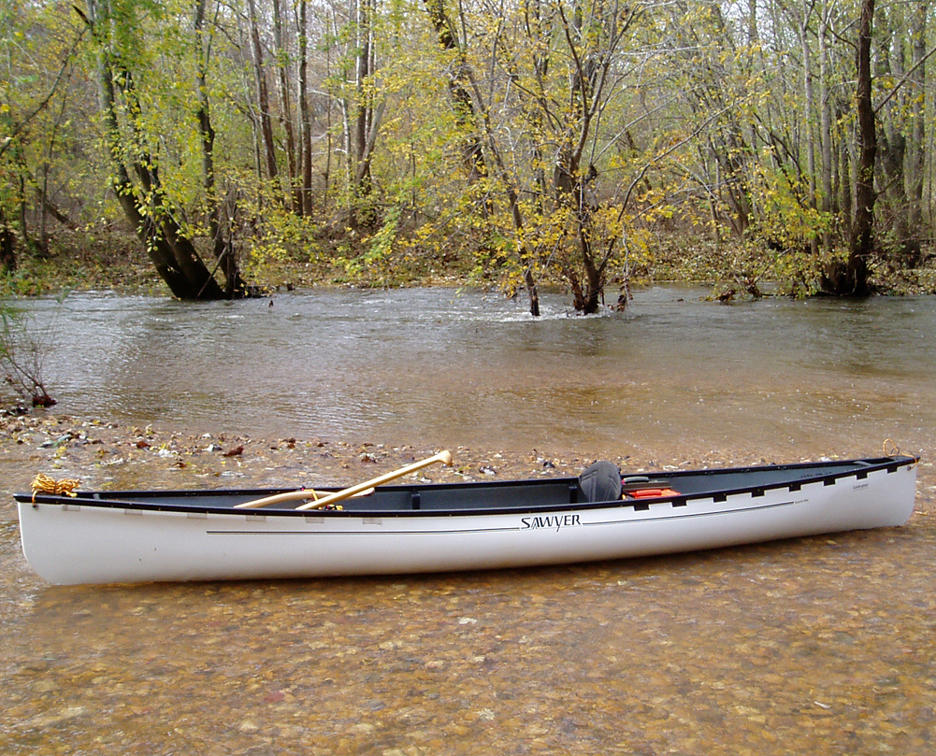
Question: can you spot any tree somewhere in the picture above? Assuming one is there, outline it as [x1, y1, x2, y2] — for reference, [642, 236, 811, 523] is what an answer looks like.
[873, 0, 933, 267]
[3, 0, 934, 300]
[1, 304, 56, 407]
[426, 0, 696, 315]
[423, 0, 487, 185]
[904, 1, 930, 264]
[321, 0, 387, 226]
[0, 2, 86, 271]
[79, 0, 246, 299]
[297, 0, 314, 215]
[194, 0, 248, 296]
[821, 0, 874, 295]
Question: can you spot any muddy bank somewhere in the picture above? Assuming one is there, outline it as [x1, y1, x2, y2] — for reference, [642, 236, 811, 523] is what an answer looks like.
[1, 413, 934, 754]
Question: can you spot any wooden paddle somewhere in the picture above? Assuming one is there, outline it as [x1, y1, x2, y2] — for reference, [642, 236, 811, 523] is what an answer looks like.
[234, 450, 453, 510]
[234, 487, 377, 510]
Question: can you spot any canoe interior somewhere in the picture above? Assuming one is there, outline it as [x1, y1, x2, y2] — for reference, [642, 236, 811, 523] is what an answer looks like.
[18, 456, 916, 516]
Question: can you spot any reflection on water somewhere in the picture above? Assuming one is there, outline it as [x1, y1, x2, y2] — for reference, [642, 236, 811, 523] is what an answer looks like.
[6, 286, 936, 457]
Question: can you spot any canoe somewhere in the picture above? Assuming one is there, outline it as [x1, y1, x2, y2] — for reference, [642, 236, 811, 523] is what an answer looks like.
[16, 454, 918, 585]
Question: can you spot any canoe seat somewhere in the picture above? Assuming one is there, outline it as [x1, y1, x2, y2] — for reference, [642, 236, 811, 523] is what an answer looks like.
[579, 461, 622, 503]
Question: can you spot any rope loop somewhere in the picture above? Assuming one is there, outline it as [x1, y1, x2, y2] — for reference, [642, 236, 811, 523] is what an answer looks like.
[31, 473, 81, 503]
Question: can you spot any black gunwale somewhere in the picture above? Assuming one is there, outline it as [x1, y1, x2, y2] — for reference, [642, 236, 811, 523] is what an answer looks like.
[16, 456, 918, 518]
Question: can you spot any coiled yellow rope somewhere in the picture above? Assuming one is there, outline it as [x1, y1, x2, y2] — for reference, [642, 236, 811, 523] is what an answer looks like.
[31, 473, 81, 502]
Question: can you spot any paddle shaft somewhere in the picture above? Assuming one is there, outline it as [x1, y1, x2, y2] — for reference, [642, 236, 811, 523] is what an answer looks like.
[295, 450, 452, 511]
[234, 450, 452, 510]
[233, 487, 375, 510]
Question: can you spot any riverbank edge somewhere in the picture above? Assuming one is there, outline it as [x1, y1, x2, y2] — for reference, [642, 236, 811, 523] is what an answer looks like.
[2, 229, 935, 298]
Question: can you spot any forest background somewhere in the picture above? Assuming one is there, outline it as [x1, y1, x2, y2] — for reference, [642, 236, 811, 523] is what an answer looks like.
[1, 0, 934, 314]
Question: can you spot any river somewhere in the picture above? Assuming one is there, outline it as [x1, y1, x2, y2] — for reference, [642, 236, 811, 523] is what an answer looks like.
[1, 286, 934, 753]
[6, 285, 936, 458]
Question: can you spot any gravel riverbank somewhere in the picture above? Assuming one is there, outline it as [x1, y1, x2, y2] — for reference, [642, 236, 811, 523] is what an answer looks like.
[2, 412, 934, 754]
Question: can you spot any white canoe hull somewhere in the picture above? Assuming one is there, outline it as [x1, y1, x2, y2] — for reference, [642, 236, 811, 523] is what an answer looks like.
[17, 458, 917, 585]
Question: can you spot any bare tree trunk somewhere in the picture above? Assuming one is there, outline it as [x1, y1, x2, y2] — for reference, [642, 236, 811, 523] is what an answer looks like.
[448, 8, 540, 315]
[877, 6, 912, 262]
[35, 189, 75, 230]
[17, 171, 30, 255]
[322, 10, 335, 203]
[247, 0, 278, 181]
[354, 0, 373, 199]
[824, 0, 874, 295]
[904, 0, 928, 265]
[838, 123, 852, 228]
[817, 0, 833, 251]
[800, 1, 817, 201]
[471, 85, 540, 315]
[852, 0, 876, 278]
[0, 205, 15, 272]
[551, 0, 619, 314]
[195, 0, 218, 248]
[86, 0, 225, 300]
[488, 134, 540, 315]
[272, 0, 298, 209]
[424, 0, 487, 184]
[800, 0, 819, 257]
[194, 0, 246, 297]
[297, 0, 314, 216]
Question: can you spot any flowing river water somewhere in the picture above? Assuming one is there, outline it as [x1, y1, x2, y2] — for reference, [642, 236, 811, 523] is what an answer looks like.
[8, 285, 936, 457]
[1, 286, 935, 753]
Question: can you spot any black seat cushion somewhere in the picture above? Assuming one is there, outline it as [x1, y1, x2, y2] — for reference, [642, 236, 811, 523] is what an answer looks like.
[579, 461, 622, 503]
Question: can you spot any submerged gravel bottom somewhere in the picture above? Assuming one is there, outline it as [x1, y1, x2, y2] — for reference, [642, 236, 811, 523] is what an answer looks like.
[1, 414, 934, 754]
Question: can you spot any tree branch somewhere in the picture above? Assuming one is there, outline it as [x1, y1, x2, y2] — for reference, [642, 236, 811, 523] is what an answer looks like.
[874, 42, 936, 115]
